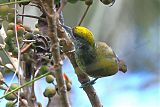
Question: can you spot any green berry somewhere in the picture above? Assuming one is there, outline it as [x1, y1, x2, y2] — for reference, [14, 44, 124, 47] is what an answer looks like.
[25, 32, 34, 40]
[6, 30, 15, 38]
[39, 65, 49, 75]
[18, 37, 23, 43]
[10, 83, 19, 90]
[17, 27, 25, 37]
[20, 1, 30, 5]
[5, 93, 16, 101]
[12, 48, 18, 57]
[5, 44, 14, 52]
[100, 0, 114, 5]
[45, 75, 54, 83]
[0, 5, 9, 16]
[85, 0, 93, 5]
[66, 82, 72, 91]
[7, 23, 15, 30]
[8, 13, 15, 22]
[33, 28, 41, 35]
[35, 23, 39, 28]
[6, 101, 15, 107]
[5, 37, 12, 45]
[43, 87, 56, 98]
[37, 102, 42, 107]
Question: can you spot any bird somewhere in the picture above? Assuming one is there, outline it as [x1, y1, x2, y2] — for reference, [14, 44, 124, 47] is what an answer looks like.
[71, 26, 127, 87]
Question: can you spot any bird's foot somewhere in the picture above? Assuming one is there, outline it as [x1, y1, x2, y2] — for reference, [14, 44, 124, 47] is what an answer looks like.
[80, 78, 99, 88]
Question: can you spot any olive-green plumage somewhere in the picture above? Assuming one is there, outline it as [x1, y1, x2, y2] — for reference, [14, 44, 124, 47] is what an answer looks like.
[72, 26, 126, 78]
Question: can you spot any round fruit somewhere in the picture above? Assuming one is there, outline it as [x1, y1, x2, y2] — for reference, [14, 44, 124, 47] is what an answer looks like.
[45, 75, 54, 83]
[66, 82, 72, 91]
[43, 87, 56, 98]
[17, 26, 25, 37]
[10, 83, 19, 90]
[12, 48, 18, 57]
[85, 0, 93, 5]
[35, 23, 39, 28]
[7, 23, 15, 30]
[100, 0, 115, 5]
[39, 65, 49, 75]
[6, 30, 15, 38]
[5, 37, 12, 45]
[25, 32, 34, 40]
[20, 1, 30, 5]
[33, 28, 41, 35]
[8, 13, 15, 22]
[18, 37, 23, 43]
[37, 102, 42, 107]
[5, 44, 14, 52]
[0, 5, 9, 16]
[5, 92, 16, 101]
[6, 101, 15, 107]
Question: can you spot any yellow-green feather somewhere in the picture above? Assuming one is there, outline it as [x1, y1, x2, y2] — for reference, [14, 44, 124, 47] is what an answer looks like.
[73, 26, 95, 47]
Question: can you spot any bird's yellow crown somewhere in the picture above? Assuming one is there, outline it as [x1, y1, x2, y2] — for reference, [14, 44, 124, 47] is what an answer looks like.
[73, 26, 95, 47]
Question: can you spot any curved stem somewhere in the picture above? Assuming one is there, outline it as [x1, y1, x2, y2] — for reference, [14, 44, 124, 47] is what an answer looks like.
[78, 5, 91, 26]
[47, 98, 51, 107]
[0, 72, 51, 99]
[22, 5, 25, 24]
[17, 14, 46, 22]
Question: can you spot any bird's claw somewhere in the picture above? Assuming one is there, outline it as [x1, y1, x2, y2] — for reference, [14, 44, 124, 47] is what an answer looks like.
[80, 78, 98, 88]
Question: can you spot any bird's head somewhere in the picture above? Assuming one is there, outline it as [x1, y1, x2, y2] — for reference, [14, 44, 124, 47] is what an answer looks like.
[72, 26, 95, 48]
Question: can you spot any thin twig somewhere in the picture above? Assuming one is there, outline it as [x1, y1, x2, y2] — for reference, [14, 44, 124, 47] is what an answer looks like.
[14, 3, 21, 106]
[47, 98, 52, 107]
[22, 5, 25, 25]
[78, 5, 91, 26]
[3, 82, 29, 107]
[30, 70, 37, 106]
[21, 43, 33, 54]
[17, 14, 46, 22]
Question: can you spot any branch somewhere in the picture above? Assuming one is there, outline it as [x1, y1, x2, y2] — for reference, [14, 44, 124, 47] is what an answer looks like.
[57, 22, 102, 107]
[20, 43, 33, 54]
[38, 0, 71, 106]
